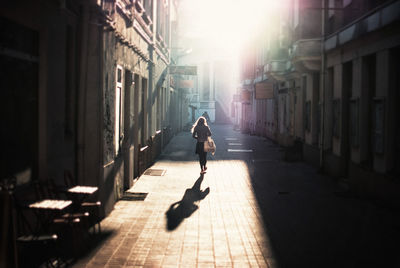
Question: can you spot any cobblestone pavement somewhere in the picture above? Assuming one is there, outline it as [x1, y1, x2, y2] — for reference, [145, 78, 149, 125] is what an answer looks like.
[73, 124, 400, 268]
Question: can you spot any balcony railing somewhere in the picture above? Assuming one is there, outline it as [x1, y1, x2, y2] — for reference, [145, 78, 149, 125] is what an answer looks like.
[267, 60, 287, 73]
[292, 38, 321, 58]
[262, 45, 290, 81]
[290, 38, 322, 72]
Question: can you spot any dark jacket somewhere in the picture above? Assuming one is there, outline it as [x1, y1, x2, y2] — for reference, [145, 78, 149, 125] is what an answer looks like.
[192, 125, 211, 142]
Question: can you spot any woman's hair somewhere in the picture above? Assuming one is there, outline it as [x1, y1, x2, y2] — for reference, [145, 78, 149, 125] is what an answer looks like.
[191, 116, 208, 133]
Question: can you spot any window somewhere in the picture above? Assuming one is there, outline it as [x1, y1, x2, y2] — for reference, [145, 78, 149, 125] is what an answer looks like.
[143, 0, 150, 12]
[143, 0, 154, 22]
[373, 98, 385, 154]
[141, 78, 148, 145]
[115, 66, 123, 155]
[285, 96, 290, 131]
[350, 98, 359, 147]
[317, 103, 321, 138]
[332, 99, 341, 138]
[329, 0, 335, 18]
[202, 63, 210, 101]
[165, 6, 170, 45]
[117, 68, 122, 83]
[293, 0, 299, 28]
[343, 0, 352, 7]
[156, 0, 164, 38]
[305, 101, 311, 132]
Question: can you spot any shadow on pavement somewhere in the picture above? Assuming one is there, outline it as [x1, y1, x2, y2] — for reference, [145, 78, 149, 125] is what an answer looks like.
[164, 125, 400, 267]
[66, 230, 115, 266]
[166, 174, 210, 231]
[18, 229, 115, 267]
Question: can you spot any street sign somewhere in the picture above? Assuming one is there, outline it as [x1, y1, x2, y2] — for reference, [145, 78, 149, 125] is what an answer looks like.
[255, 82, 274, 99]
[178, 80, 194, 88]
[241, 90, 251, 103]
[169, 66, 197, 75]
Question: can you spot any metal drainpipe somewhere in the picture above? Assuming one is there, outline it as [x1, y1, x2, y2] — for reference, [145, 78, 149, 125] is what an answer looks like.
[98, 10, 104, 186]
[319, 0, 327, 171]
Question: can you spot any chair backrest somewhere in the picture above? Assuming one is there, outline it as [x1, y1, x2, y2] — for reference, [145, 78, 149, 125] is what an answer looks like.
[33, 180, 45, 200]
[46, 178, 60, 199]
[64, 170, 76, 188]
[33, 178, 59, 200]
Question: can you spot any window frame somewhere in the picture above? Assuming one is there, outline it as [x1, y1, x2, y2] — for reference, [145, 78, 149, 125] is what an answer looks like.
[115, 65, 124, 155]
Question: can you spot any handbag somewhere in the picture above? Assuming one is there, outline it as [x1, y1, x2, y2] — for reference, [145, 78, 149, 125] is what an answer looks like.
[204, 137, 216, 155]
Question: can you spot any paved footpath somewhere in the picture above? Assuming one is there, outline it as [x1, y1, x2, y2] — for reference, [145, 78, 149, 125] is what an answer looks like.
[74, 124, 400, 268]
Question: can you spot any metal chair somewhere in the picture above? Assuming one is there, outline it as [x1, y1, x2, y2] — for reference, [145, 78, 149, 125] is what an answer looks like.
[64, 170, 102, 234]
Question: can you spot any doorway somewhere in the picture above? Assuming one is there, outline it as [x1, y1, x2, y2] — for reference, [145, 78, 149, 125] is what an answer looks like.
[0, 17, 39, 183]
[342, 61, 353, 175]
[361, 54, 376, 168]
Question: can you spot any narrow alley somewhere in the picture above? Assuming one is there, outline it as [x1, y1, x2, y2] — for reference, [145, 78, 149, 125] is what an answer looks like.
[1, 1, 400, 267]
[73, 125, 399, 268]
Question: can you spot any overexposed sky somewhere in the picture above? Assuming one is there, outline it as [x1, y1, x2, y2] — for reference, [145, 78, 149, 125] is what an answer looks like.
[178, 0, 287, 57]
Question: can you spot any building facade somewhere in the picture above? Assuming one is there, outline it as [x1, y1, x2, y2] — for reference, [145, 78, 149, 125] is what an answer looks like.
[1, 0, 181, 221]
[236, 0, 400, 201]
[322, 0, 400, 200]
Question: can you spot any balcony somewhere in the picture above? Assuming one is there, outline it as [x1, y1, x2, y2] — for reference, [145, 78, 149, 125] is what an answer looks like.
[267, 60, 286, 72]
[290, 38, 322, 73]
[263, 46, 290, 81]
[265, 60, 288, 81]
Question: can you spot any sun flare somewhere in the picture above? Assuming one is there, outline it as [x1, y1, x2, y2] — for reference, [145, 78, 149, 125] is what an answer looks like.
[178, 0, 287, 57]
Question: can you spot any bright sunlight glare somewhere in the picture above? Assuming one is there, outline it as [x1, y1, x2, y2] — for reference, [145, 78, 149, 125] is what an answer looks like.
[178, 0, 288, 58]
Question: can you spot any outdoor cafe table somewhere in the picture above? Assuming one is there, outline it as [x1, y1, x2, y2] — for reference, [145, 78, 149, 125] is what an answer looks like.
[67, 186, 98, 206]
[29, 200, 72, 210]
[28, 199, 73, 233]
[67, 186, 98, 195]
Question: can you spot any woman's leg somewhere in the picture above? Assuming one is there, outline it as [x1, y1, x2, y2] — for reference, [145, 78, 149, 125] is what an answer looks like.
[203, 152, 207, 169]
[199, 154, 203, 169]
[199, 152, 206, 170]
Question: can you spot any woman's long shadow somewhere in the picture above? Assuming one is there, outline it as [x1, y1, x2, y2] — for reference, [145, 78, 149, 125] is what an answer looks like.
[166, 174, 210, 231]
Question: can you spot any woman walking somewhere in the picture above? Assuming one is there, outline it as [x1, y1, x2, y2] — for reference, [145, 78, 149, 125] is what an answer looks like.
[191, 116, 212, 174]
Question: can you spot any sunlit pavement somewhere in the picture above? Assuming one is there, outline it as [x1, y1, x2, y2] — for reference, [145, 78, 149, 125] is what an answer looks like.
[73, 124, 399, 268]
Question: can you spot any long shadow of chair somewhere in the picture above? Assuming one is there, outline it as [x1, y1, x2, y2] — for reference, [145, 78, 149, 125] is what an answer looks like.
[166, 174, 210, 231]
